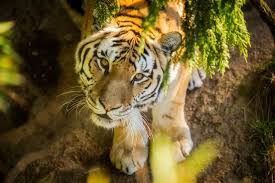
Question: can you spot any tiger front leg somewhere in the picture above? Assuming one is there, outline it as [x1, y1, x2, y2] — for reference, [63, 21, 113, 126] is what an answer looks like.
[152, 65, 193, 162]
[153, 101, 193, 162]
[110, 123, 148, 175]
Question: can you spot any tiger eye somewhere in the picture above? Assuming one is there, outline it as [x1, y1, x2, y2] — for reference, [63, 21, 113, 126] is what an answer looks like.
[135, 73, 144, 81]
[100, 59, 109, 67]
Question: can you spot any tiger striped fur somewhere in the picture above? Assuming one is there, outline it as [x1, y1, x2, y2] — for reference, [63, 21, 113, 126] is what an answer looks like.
[72, 0, 199, 175]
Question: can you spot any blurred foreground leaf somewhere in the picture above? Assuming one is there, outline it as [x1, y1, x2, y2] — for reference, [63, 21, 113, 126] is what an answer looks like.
[151, 133, 178, 183]
[177, 139, 220, 183]
[151, 132, 220, 183]
[0, 69, 24, 85]
[87, 168, 110, 183]
[0, 56, 18, 70]
[0, 21, 14, 34]
[0, 21, 25, 112]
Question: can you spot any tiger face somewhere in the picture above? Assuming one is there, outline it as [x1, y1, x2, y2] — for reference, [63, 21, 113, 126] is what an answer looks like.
[75, 27, 181, 128]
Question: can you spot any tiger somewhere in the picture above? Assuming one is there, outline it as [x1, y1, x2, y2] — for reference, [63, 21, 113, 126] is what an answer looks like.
[63, 0, 206, 175]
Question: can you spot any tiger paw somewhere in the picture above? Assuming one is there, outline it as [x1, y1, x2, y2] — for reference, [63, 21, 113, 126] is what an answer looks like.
[188, 68, 206, 91]
[110, 144, 148, 175]
[174, 136, 193, 162]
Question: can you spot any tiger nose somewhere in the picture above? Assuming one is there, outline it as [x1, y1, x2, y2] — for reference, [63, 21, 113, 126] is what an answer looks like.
[98, 98, 122, 112]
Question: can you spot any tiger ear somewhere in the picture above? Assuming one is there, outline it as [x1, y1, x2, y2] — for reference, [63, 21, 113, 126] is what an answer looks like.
[159, 32, 182, 54]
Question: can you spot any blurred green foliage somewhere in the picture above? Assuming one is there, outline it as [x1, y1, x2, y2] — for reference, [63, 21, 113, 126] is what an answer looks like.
[151, 133, 178, 183]
[177, 139, 220, 182]
[0, 21, 24, 112]
[151, 133, 220, 183]
[183, 0, 250, 76]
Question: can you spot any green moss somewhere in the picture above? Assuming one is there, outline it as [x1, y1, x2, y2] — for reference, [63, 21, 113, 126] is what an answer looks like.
[94, 0, 120, 28]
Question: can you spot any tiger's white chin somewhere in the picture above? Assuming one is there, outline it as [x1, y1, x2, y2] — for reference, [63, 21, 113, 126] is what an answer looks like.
[90, 112, 124, 129]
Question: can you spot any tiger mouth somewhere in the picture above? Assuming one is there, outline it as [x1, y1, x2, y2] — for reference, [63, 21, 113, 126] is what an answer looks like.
[96, 113, 113, 120]
[91, 112, 123, 129]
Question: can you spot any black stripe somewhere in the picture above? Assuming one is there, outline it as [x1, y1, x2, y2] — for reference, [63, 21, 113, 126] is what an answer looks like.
[111, 43, 122, 47]
[140, 75, 161, 100]
[122, 29, 141, 36]
[144, 82, 152, 89]
[141, 54, 146, 61]
[113, 39, 126, 43]
[148, 71, 153, 79]
[93, 58, 100, 70]
[155, 27, 162, 33]
[114, 30, 128, 37]
[141, 93, 156, 102]
[141, 55, 148, 70]
[128, 59, 136, 72]
[82, 48, 91, 64]
[117, 20, 142, 28]
[114, 55, 121, 61]
[135, 104, 146, 109]
[131, 52, 138, 61]
[94, 42, 100, 48]
[119, 25, 137, 29]
[144, 69, 150, 73]
[78, 39, 100, 63]
[153, 62, 157, 69]
[144, 48, 149, 56]
[149, 34, 155, 40]
[116, 13, 144, 20]
[120, 6, 139, 10]
[120, 48, 129, 55]
[80, 69, 92, 80]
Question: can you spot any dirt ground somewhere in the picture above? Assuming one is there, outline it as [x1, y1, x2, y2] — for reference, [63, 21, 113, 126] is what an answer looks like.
[0, 1, 274, 183]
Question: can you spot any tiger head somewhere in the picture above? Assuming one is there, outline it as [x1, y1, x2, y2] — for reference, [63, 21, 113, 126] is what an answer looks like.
[75, 27, 182, 128]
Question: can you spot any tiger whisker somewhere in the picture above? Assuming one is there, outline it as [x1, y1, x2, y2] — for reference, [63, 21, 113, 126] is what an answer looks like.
[58, 93, 84, 108]
[131, 110, 148, 146]
[66, 97, 85, 113]
[126, 115, 135, 147]
[59, 94, 85, 115]
[75, 101, 86, 119]
[128, 119, 136, 149]
[136, 116, 147, 145]
[65, 95, 85, 110]
[79, 102, 89, 114]
[141, 113, 152, 139]
[57, 90, 83, 97]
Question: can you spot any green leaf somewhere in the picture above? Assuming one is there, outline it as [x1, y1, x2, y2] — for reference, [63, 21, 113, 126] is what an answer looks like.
[0, 21, 14, 34]
[183, 0, 250, 76]
[0, 69, 24, 86]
